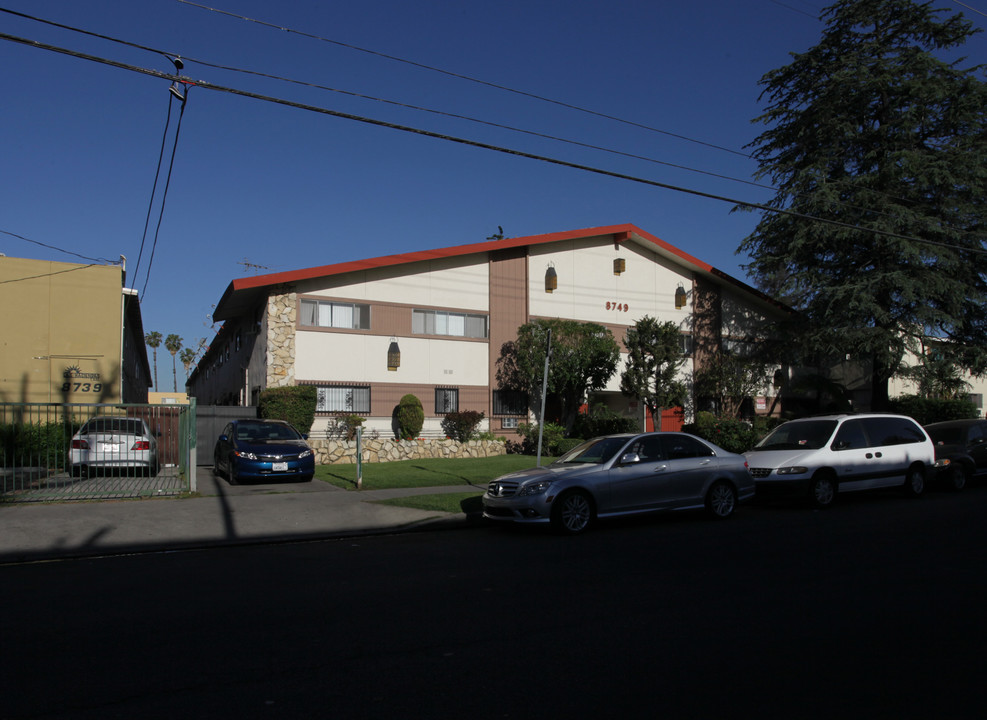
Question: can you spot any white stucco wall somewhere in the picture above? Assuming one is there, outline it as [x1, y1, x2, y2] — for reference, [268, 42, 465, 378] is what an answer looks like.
[295, 332, 489, 386]
[527, 237, 693, 327]
[295, 255, 489, 311]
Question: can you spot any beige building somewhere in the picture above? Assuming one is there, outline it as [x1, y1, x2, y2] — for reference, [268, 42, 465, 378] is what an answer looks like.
[0, 256, 151, 405]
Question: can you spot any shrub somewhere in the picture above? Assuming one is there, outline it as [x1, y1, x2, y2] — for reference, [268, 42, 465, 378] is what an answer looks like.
[0, 421, 76, 470]
[682, 411, 775, 454]
[395, 394, 424, 440]
[555, 437, 585, 456]
[441, 410, 485, 442]
[258, 385, 318, 435]
[513, 421, 566, 456]
[340, 414, 365, 441]
[572, 403, 638, 438]
[888, 395, 979, 426]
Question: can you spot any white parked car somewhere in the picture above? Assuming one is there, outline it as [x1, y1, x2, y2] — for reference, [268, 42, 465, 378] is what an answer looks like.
[744, 414, 934, 507]
[69, 416, 159, 477]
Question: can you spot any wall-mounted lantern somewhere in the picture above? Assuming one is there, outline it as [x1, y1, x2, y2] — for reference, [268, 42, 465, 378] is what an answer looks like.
[387, 338, 401, 371]
[613, 258, 626, 275]
[545, 265, 558, 293]
[674, 284, 688, 309]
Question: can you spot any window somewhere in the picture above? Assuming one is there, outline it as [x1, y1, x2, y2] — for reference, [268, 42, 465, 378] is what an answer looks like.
[412, 309, 488, 338]
[300, 299, 370, 330]
[679, 334, 693, 357]
[661, 434, 715, 459]
[435, 388, 459, 414]
[317, 386, 371, 413]
[493, 389, 528, 415]
[833, 419, 867, 451]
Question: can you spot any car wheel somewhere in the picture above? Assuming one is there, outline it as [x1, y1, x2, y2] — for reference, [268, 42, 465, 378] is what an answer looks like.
[949, 463, 968, 492]
[902, 464, 925, 497]
[705, 481, 737, 519]
[551, 490, 593, 535]
[809, 472, 836, 508]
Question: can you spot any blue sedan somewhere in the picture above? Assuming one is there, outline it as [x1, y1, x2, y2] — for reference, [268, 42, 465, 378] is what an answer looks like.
[213, 419, 315, 484]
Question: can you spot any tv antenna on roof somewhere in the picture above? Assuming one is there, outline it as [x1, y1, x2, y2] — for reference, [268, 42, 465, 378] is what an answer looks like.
[238, 258, 271, 274]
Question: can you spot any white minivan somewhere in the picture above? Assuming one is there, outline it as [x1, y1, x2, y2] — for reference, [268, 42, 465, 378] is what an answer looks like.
[744, 414, 934, 507]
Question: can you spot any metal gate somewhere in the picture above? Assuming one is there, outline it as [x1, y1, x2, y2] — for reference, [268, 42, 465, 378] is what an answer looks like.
[0, 401, 197, 503]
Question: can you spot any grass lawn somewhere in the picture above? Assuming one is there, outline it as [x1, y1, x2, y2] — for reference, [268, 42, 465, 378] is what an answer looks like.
[373, 491, 484, 515]
[315, 454, 543, 491]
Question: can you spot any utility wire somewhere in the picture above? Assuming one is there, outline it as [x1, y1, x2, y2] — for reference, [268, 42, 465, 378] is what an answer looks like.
[141, 88, 189, 301]
[175, 0, 753, 158]
[3, 6, 919, 217]
[0, 6, 771, 192]
[0, 263, 100, 285]
[132, 92, 176, 286]
[1, 30, 983, 255]
[0, 229, 118, 263]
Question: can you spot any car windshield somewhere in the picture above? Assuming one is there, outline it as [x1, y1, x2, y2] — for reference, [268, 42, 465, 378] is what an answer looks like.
[751, 420, 838, 451]
[554, 437, 629, 465]
[926, 426, 962, 445]
[237, 422, 301, 442]
[81, 418, 145, 435]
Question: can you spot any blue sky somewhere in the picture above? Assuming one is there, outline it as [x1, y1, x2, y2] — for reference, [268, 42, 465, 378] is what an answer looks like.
[2, 0, 984, 388]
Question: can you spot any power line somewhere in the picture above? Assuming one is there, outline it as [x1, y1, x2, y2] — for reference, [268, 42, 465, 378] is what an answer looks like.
[141, 87, 189, 301]
[175, 0, 753, 159]
[5, 5, 922, 218]
[0, 229, 118, 263]
[1, 30, 983, 256]
[0, 262, 101, 285]
[0, 6, 772, 192]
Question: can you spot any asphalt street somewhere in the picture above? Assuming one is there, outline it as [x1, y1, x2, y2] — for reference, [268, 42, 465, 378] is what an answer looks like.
[3, 482, 986, 719]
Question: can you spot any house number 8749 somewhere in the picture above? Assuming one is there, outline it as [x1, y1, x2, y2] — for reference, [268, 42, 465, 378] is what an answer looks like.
[606, 302, 628, 312]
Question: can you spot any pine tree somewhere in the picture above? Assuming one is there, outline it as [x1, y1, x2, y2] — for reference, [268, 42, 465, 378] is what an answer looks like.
[741, 0, 987, 409]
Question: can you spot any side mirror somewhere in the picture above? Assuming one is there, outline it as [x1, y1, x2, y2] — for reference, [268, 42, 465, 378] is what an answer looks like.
[619, 452, 641, 465]
[218, 434, 229, 443]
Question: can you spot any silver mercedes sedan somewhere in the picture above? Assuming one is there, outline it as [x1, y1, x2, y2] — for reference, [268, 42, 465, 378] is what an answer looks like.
[482, 432, 754, 535]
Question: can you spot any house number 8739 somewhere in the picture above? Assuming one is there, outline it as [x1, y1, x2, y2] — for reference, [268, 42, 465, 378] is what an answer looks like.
[606, 302, 629, 312]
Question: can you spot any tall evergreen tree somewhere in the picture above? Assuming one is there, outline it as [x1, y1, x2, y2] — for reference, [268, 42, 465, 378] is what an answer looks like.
[740, 0, 987, 409]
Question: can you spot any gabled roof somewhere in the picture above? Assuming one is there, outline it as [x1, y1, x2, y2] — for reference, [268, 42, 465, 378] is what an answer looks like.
[212, 223, 779, 320]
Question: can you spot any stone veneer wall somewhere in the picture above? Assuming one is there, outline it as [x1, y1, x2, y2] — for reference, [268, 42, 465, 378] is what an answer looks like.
[267, 289, 297, 388]
[311, 438, 507, 465]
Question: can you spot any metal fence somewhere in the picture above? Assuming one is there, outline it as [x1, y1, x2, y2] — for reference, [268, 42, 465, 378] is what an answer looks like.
[0, 401, 196, 503]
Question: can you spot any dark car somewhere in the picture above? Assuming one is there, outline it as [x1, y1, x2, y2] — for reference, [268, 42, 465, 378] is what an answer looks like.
[213, 419, 315, 485]
[924, 418, 987, 491]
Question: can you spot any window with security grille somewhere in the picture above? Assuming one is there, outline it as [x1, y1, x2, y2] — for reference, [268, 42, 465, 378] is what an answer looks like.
[435, 388, 459, 414]
[317, 386, 371, 413]
[492, 389, 528, 415]
[300, 299, 370, 330]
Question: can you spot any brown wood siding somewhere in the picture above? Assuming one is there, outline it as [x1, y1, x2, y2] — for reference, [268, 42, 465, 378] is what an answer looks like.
[692, 275, 721, 371]
[488, 248, 529, 401]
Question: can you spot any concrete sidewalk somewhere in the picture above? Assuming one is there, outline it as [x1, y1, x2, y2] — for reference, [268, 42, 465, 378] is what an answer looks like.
[0, 466, 488, 563]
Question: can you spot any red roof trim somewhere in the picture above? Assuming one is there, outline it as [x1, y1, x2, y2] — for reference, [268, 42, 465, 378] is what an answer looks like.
[227, 223, 712, 293]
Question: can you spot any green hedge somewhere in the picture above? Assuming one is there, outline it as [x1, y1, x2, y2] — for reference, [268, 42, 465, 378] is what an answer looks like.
[888, 395, 979, 426]
[682, 412, 777, 454]
[0, 421, 77, 470]
[440, 410, 485, 442]
[258, 385, 318, 435]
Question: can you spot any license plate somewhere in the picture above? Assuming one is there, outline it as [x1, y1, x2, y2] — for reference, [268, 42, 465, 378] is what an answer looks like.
[272, 462, 288, 472]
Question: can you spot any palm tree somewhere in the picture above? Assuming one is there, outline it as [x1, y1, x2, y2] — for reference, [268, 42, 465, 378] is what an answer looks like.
[145, 331, 162, 391]
[179, 347, 196, 385]
[165, 334, 182, 392]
